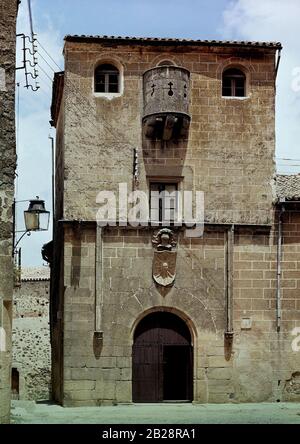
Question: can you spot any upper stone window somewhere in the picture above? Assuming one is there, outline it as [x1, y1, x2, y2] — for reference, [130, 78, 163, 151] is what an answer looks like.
[94, 63, 119, 93]
[222, 68, 246, 97]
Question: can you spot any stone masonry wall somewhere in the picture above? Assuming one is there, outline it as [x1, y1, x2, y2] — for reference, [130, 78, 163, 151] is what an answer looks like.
[52, 40, 300, 405]
[60, 215, 300, 405]
[51, 101, 65, 403]
[231, 210, 300, 402]
[12, 280, 51, 401]
[0, 0, 18, 423]
[62, 225, 228, 405]
[62, 41, 277, 224]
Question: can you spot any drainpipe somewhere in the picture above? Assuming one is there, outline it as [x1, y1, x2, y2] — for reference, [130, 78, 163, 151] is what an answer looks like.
[225, 224, 234, 340]
[276, 204, 285, 332]
[94, 224, 103, 341]
[49, 136, 55, 241]
[275, 48, 282, 80]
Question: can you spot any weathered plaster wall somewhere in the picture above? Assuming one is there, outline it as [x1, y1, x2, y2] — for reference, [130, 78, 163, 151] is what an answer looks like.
[0, 0, 18, 423]
[12, 280, 51, 401]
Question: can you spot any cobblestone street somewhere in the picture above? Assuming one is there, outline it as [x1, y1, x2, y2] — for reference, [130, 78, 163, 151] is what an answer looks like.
[11, 401, 300, 424]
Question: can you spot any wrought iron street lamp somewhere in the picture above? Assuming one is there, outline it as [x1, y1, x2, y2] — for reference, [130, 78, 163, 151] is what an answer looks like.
[23, 198, 50, 232]
[13, 197, 50, 254]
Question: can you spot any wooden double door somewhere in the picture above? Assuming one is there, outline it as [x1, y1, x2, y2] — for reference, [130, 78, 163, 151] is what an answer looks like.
[132, 311, 193, 402]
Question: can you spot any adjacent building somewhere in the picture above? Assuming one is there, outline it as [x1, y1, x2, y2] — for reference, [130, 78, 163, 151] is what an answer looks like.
[50, 35, 300, 405]
[0, 0, 19, 423]
[12, 268, 51, 401]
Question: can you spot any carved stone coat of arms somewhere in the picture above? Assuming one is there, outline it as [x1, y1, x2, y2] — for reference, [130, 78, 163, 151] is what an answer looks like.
[152, 228, 177, 288]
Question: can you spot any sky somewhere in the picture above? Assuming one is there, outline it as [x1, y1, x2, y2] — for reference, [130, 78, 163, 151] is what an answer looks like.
[15, 0, 300, 266]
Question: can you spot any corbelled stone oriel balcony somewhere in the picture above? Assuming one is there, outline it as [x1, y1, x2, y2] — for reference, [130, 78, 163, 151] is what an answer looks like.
[143, 66, 190, 141]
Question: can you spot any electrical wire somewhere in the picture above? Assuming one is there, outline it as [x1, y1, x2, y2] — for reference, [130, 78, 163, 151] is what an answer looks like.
[37, 39, 63, 71]
[38, 64, 53, 83]
[37, 72, 52, 89]
[27, 0, 34, 40]
[15, 82, 20, 234]
[26, 0, 39, 91]
[16, 82, 20, 155]
[276, 158, 300, 161]
[37, 50, 58, 76]
[38, 85, 52, 100]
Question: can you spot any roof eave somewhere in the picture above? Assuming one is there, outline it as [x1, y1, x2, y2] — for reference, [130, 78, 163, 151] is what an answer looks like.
[64, 35, 282, 50]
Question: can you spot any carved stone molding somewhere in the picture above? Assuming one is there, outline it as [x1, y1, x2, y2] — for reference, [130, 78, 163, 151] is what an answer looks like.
[152, 228, 177, 251]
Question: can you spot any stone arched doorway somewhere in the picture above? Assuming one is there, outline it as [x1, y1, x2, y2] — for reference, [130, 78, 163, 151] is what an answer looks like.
[132, 311, 193, 402]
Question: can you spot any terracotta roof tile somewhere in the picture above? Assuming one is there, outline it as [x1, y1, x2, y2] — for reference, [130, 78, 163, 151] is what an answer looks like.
[64, 35, 282, 49]
[21, 267, 50, 282]
[276, 174, 300, 200]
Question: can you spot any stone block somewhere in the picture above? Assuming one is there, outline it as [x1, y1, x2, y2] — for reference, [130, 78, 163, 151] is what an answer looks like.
[95, 381, 116, 400]
[208, 356, 232, 368]
[207, 368, 232, 380]
[120, 367, 131, 381]
[194, 380, 208, 402]
[116, 381, 131, 403]
[64, 380, 95, 391]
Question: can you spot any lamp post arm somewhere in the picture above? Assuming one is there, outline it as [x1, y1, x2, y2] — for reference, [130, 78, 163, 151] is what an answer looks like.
[14, 198, 38, 205]
[14, 230, 31, 251]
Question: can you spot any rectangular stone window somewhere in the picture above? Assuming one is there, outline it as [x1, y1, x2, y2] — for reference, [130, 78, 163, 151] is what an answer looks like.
[150, 182, 178, 224]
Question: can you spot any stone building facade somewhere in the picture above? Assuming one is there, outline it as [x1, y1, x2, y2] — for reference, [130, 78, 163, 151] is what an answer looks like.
[12, 268, 51, 401]
[0, 0, 18, 423]
[50, 36, 300, 405]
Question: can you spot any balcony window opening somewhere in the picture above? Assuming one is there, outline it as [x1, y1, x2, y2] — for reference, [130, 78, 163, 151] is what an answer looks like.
[222, 68, 246, 97]
[95, 64, 119, 93]
[150, 182, 178, 224]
